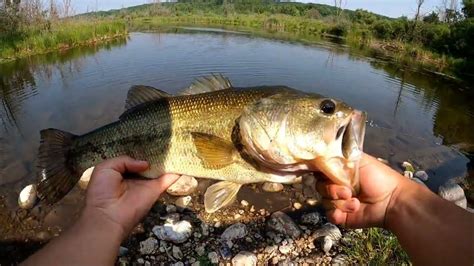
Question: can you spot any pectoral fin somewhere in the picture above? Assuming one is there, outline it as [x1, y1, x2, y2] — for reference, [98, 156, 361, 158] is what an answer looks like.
[204, 181, 242, 213]
[191, 132, 236, 168]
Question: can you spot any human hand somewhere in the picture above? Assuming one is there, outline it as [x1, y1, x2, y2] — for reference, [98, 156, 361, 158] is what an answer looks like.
[83, 156, 180, 239]
[316, 153, 403, 228]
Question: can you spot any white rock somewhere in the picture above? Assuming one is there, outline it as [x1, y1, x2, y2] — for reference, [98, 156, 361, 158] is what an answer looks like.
[137, 258, 145, 264]
[153, 220, 193, 243]
[262, 182, 284, 192]
[231, 251, 257, 266]
[195, 245, 205, 256]
[221, 223, 247, 241]
[414, 170, 429, 181]
[240, 200, 249, 207]
[312, 223, 342, 242]
[438, 182, 467, 209]
[139, 237, 158, 254]
[278, 244, 293, 255]
[18, 184, 37, 209]
[78, 167, 94, 189]
[166, 175, 198, 196]
[331, 254, 349, 265]
[403, 171, 413, 178]
[208, 251, 219, 264]
[172, 245, 183, 259]
[175, 196, 192, 208]
[293, 202, 302, 209]
[306, 198, 318, 206]
[171, 262, 184, 266]
[301, 212, 321, 225]
[166, 204, 177, 213]
[322, 236, 333, 253]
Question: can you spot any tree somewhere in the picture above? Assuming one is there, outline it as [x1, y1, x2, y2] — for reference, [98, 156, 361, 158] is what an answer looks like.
[462, 0, 474, 17]
[411, 0, 425, 40]
[423, 11, 440, 22]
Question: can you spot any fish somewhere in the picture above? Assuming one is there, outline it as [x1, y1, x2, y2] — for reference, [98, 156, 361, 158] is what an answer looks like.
[35, 74, 366, 213]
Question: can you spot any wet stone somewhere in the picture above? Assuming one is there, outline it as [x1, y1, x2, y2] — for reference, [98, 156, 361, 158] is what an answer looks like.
[438, 182, 467, 209]
[414, 170, 429, 181]
[300, 212, 321, 226]
[312, 223, 342, 242]
[231, 251, 257, 266]
[266, 211, 301, 239]
[262, 182, 284, 192]
[221, 223, 247, 241]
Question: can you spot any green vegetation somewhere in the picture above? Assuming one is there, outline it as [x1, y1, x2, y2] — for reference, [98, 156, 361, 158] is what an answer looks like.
[0, 1, 127, 62]
[342, 228, 411, 265]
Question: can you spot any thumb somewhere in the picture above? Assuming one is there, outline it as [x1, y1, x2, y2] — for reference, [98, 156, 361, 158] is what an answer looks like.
[146, 174, 181, 196]
[95, 156, 149, 174]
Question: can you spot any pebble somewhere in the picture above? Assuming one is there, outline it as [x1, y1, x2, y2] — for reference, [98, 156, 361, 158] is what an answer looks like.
[305, 198, 318, 206]
[438, 182, 467, 209]
[230, 251, 257, 266]
[221, 223, 247, 241]
[259, 209, 266, 216]
[171, 262, 184, 266]
[264, 245, 278, 254]
[322, 236, 333, 253]
[175, 196, 192, 208]
[137, 258, 145, 264]
[200, 223, 210, 236]
[234, 214, 242, 219]
[266, 211, 301, 239]
[166, 175, 198, 196]
[119, 246, 129, 256]
[208, 251, 219, 264]
[331, 254, 349, 265]
[403, 171, 413, 178]
[300, 212, 321, 225]
[18, 184, 37, 209]
[191, 262, 201, 266]
[262, 182, 284, 192]
[240, 200, 249, 207]
[293, 202, 302, 210]
[278, 244, 293, 254]
[195, 245, 206, 256]
[312, 223, 342, 242]
[219, 243, 233, 260]
[152, 220, 193, 243]
[139, 237, 158, 255]
[78, 167, 94, 189]
[172, 245, 183, 259]
[414, 170, 429, 181]
[166, 204, 177, 213]
[402, 161, 415, 172]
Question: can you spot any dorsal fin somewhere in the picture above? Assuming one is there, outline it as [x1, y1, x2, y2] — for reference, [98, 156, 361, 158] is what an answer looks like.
[179, 74, 232, 95]
[125, 85, 171, 110]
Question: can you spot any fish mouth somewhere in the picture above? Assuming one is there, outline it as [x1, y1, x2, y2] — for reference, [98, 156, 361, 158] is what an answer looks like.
[311, 110, 367, 193]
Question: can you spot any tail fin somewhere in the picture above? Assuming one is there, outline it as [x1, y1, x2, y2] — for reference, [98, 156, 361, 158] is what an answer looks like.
[36, 129, 79, 205]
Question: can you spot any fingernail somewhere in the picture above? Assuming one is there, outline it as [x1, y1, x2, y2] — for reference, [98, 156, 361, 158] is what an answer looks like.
[337, 187, 351, 199]
[344, 199, 357, 212]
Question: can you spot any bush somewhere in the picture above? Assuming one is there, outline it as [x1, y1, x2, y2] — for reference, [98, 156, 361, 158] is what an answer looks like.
[372, 20, 393, 39]
[327, 22, 349, 36]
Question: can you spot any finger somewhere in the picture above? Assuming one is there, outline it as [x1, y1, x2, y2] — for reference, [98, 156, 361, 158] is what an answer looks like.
[326, 208, 347, 225]
[322, 198, 360, 213]
[316, 181, 352, 200]
[95, 156, 149, 174]
[145, 174, 181, 196]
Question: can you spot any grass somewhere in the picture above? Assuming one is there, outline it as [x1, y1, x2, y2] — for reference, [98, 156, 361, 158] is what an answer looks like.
[341, 228, 411, 265]
[0, 19, 127, 62]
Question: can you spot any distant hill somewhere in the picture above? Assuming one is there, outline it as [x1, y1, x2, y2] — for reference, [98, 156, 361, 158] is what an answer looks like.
[79, 1, 390, 21]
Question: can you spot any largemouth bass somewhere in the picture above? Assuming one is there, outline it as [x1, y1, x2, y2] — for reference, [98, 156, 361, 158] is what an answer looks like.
[36, 75, 366, 213]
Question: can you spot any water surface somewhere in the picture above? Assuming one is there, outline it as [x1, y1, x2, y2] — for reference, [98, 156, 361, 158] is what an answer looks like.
[1, 29, 473, 241]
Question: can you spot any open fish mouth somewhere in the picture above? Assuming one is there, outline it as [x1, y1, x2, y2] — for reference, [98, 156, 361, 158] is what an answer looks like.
[311, 110, 367, 193]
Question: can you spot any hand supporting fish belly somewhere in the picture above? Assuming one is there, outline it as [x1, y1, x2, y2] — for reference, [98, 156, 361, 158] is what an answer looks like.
[32, 74, 366, 213]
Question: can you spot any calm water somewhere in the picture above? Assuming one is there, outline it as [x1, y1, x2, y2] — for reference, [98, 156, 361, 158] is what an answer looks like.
[1, 29, 473, 239]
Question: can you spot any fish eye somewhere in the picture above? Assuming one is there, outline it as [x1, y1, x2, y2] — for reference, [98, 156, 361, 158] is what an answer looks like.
[320, 99, 336, 114]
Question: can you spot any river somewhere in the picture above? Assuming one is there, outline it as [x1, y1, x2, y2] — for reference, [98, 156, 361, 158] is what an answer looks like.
[1, 28, 473, 248]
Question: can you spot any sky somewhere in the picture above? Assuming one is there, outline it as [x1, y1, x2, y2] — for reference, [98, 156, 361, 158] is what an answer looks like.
[73, 0, 442, 18]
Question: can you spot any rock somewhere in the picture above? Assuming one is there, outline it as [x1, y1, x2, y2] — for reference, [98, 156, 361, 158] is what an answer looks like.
[414, 170, 429, 181]
[166, 204, 177, 213]
[240, 200, 249, 207]
[163, 213, 181, 223]
[293, 202, 302, 210]
[191, 262, 201, 266]
[234, 214, 242, 219]
[303, 174, 316, 187]
[78, 167, 94, 189]
[172, 246, 183, 260]
[18, 184, 37, 209]
[331, 254, 348, 265]
[306, 198, 318, 206]
[300, 212, 321, 225]
[139, 237, 158, 255]
[208, 251, 219, 264]
[221, 223, 247, 241]
[264, 245, 278, 255]
[195, 245, 206, 256]
[119, 246, 129, 256]
[438, 182, 467, 209]
[200, 223, 210, 236]
[312, 223, 342, 242]
[175, 196, 192, 208]
[402, 161, 415, 172]
[278, 244, 293, 255]
[219, 243, 233, 260]
[322, 236, 333, 253]
[137, 258, 145, 264]
[267, 211, 301, 239]
[403, 171, 413, 178]
[167, 175, 198, 196]
[153, 220, 193, 244]
[232, 251, 257, 266]
[171, 262, 184, 266]
[262, 182, 284, 192]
